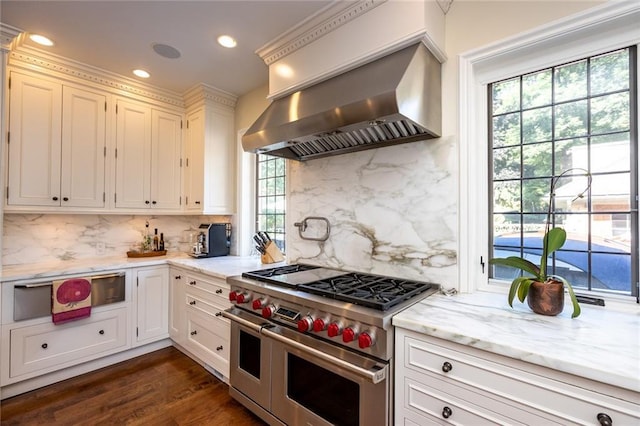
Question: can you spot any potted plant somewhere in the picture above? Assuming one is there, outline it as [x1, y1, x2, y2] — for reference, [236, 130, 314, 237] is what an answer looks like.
[490, 168, 592, 319]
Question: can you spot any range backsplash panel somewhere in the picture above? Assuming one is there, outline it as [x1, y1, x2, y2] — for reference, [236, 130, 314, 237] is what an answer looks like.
[288, 136, 457, 287]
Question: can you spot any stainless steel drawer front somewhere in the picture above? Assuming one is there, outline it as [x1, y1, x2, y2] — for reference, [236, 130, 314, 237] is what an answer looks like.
[13, 273, 126, 321]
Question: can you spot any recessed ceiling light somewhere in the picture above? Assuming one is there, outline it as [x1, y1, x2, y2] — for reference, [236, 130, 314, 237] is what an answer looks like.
[29, 34, 54, 47]
[133, 69, 150, 79]
[217, 35, 237, 48]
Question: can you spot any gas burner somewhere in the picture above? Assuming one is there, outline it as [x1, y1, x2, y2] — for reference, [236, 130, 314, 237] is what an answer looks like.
[242, 264, 319, 279]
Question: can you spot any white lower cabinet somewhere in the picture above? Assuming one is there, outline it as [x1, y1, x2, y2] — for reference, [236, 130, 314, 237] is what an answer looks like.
[171, 267, 230, 380]
[395, 328, 640, 426]
[9, 308, 128, 378]
[134, 266, 169, 345]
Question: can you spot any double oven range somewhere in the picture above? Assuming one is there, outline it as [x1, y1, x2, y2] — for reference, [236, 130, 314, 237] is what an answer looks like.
[223, 264, 439, 426]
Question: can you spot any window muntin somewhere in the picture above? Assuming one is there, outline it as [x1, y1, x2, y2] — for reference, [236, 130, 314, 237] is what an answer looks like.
[489, 47, 637, 297]
[256, 154, 286, 252]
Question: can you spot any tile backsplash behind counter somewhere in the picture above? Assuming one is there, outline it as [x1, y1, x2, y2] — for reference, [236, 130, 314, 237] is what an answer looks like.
[2, 214, 232, 266]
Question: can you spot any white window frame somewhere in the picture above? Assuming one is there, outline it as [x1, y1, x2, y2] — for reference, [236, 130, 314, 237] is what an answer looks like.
[458, 2, 640, 299]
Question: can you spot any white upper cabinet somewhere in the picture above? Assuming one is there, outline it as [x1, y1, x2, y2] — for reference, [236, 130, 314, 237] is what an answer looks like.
[203, 103, 234, 214]
[114, 98, 182, 211]
[7, 72, 106, 209]
[184, 108, 205, 211]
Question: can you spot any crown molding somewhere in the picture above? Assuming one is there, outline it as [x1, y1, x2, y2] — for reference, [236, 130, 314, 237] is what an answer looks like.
[0, 23, 21, 52]
[183, 83, 238, 110]
[7, 32, 185, 108]
[255, 0, 386, 66]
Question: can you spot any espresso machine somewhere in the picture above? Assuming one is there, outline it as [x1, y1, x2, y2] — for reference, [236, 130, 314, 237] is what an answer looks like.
[190, 223, 231, 258]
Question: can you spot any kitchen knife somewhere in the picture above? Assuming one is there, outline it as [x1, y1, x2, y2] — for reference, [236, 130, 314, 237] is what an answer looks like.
[255, 245, 265, 254]
[262, 231, 272, 242]
[258, 231, 270, 244]
[253, 234, 265, 248]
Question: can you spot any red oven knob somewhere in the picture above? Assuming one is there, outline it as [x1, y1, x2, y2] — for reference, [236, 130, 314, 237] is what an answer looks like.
[228, 291, 238, 302]
[235, 293, 249, 304]
[262, 305, 277, 319]
[342, 327, 356, 343]
[313, 318, 327, 332]
[358, 332, 374, 349]
[297, 316, 314, 333]
[252, 299, 265, 310]
[327, 322, 343, 337]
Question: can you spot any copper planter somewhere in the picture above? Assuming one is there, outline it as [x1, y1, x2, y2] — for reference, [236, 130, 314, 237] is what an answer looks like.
[527, 280, 564, 316]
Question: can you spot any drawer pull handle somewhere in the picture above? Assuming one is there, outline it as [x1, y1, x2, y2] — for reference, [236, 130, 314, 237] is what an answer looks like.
[189, 281, 196, 285]
[190, 330, 197, 336]
[215, 312, 223, 317]
[175, 275, 181, 279]
[52, 196, 59, 201]
[597, 413, 613, 426]
[215, 289, 223, 294]
[99, 329, 105, 335]
[41, 343, 48, 349]
[442, 361, 453, 373]
[216, 345, 223, 351]
[442, 406, 452, 419]
[190, 300, 196, 305]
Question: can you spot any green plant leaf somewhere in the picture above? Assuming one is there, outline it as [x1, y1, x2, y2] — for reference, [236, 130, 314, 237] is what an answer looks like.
[490, 257, 541, 280]
[508, 276, 530, 307]
[540, 228, 567, 280]
[517, 279, 533, 303]
[552, 275, 581, 318]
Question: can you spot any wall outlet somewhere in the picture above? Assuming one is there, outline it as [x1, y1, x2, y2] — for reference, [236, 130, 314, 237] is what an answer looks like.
[96, 242, 106, 255]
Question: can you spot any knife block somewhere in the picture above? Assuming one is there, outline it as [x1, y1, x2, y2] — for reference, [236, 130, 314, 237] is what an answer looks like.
[261, 241, 285, 264]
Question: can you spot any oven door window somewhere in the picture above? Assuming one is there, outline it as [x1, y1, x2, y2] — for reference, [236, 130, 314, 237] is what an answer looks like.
[288, 353, 359, 426]
[239, 329, 261, 378]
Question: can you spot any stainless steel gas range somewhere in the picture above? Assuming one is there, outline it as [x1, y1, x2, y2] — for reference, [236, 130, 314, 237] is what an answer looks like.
[223, 264, 439, 426]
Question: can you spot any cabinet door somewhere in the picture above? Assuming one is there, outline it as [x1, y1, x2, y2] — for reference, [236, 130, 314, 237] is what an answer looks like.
[7, 72, 62, 206]
[169, 269, 186, 345]
[135, 267, 169, 345]
[61, 86, 107, 208]
[184, 109, 204, 211]
[115, 99, 151, 209]
[204, 104, 235, 214]
[150, 110, 182, 210]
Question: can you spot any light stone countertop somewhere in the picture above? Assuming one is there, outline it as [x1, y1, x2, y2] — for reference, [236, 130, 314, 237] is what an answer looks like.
[393, 291, 640, 393]
[0, 254, 280, 283]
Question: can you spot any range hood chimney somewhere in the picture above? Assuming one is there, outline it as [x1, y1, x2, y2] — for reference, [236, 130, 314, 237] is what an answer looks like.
[242, 43, 441, 161]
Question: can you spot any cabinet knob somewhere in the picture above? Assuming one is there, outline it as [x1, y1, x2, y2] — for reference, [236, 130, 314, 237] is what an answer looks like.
[52, 197, 59, 201]
[215, 289, 223, 294]
[99, 329, 105, 335]
[190, 330, 197, 336]
[442, 406, 452, 419]
[175, 275, 181, 279]
[189, 280, 196, 285]
[41, 343, 48, 349]
[215, 312, 223, 317]
[152, 201, 157, 205]
[195, 201, 201, 205]
[597, 413, 613, 426]
[189, 300, 196, 305]
[216, 345, 223, 351]
[63, 197, 69, 201]
[442, 361, 453, 373]
[145, 200, 150, 204]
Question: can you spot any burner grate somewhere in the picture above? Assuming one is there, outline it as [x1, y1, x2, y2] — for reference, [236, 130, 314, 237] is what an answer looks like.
[242, 264, 319, 280]
[298, 273, 436, 311]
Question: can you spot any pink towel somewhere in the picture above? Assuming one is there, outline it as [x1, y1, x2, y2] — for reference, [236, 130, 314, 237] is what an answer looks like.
[52, 278, 92, 324]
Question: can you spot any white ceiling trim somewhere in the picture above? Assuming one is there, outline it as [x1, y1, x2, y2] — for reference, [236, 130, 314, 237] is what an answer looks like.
[0, 23, 21, 52]
[255, 0, 386, 66]
[183, 83, 238, 109]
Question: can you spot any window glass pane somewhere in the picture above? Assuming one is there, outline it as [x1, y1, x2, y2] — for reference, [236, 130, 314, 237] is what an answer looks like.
[592, 252, 631, 293]
[592, 214, 631, 252]
[492, 146, 520, 179]
[522, 70, 552, 109]
[522, 179, 548, 213]
[591, 92, 630, 135]
[257, 154, 286, 253]
[554, 100, 588, 139]
[591, 49, 629, 95]
[523, 142, 552, 178]
[553, 174, 591, 214]
[554, 250, 589, 289]
[493, 181, 520, 212]
[522, 107, 552, 143]
[591, 172, 630, 212]
[492, 113, 520, 147]
[591, 134, 630, 173]
[555, 138, 588, 173]
[492, 77, 520, 114]
[275, 177, 285, 195]
[554, 60, 587, 102]
[493, 213, 521, 243]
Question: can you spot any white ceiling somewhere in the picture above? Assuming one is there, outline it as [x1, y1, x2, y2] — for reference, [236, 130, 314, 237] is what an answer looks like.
[0, 0, 334, 96]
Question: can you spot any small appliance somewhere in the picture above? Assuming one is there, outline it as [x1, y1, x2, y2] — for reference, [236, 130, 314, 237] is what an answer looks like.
[189, 223, 231, 258]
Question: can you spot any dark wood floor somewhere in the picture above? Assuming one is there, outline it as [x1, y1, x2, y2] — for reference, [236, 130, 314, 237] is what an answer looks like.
[1, 346, 267, 425]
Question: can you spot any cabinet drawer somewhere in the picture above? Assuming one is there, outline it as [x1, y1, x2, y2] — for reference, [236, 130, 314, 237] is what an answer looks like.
[186, 310, 229, 363]
[185, 293, 229, 331]
[10, 308, 128, 377]
[184, 274, 228, 304]
[403, 335, 640, 425]
[403, 376, 528, 425]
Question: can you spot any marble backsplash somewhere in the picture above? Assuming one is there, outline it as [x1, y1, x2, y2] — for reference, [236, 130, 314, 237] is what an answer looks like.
[2, 214, 233, 266]
[287, 136, 458, 287]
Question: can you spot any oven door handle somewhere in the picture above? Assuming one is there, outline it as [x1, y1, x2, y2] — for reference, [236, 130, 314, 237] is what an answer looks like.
[260, 326, 387, 384]
[222, 310, 266, 333]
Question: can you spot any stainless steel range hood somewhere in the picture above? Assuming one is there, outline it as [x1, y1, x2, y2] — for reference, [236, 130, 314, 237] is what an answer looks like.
[242, 43, 441, 161]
